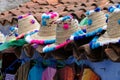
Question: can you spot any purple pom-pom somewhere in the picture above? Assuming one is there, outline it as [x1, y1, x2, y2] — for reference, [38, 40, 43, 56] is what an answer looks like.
[18, 16, 23, 19]
[94, 7, 101, 12]
[30, 19, 35, 24]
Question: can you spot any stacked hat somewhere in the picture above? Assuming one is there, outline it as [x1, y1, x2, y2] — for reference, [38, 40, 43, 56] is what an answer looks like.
[86, 7, 107, 32]
[25, 12, 59, 45]
[17, 13, 40, 35]
[5, 14, 40, 42]
[5, 26, 18, 41]
[0, 14, 40, 51]
[43, 15, 85, 53]
[89, 5, 120, 49]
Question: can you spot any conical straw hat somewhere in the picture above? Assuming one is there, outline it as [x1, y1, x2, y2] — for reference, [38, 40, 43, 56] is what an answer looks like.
[43, 15, 82, 53]
[18, 13, 40, 35]
[86, 7, 107, 32]
[107, 7, 120, 38]
[93, 6, 120, 47]
[30, 12, 59, 40]
[0, 31, 5, 43]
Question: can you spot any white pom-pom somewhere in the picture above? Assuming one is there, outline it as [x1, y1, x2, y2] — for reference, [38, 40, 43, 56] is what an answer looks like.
[43, 45, 49, 52]
[102, 25, 107, 30]
[70, 36, 74, 40]
[25, 35, 32, 43]
[114, 8, 120, 13]
[89, 10, 94, 15]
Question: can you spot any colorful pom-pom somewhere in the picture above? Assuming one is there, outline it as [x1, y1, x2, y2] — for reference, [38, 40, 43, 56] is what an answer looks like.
[9, 27, 15, 32]
[86, 11, 90, 15]
[116, 4, 120, 9]
[88, 19, 92, 26]
[63, 23, 69, 30]
[118, 19, 120, 24]
[94, 7, 101, 12]
[108, 6, 115, 13]
[41, 21, 47, 26]
[62, 16, 72, 21]
[18, 16, 23, 19]
[105, 14, 109, 18]
[30, 19, 35, 24]
[15, 33, 19, 37]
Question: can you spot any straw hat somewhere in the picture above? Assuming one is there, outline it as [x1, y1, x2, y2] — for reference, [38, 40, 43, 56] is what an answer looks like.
[18, 13, 40, 35]
[5, 26, 18, 41]
[29, 12, 59, 40]
[86, 7, 107, 32]
[0, 31, 5, 43]
[91, 6, 120, 48]
[43, 15, 83, 53]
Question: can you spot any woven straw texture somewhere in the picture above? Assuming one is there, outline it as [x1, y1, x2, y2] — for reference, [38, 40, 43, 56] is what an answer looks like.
[30, 24, 57, 40]
[87, 11, 107, 32]
[0, 32, 5, 43]
[18, 15, 40, 35]
[107, 12, 120, 38]
[5, 36, 15, 42]
[56, 19, 80, 44]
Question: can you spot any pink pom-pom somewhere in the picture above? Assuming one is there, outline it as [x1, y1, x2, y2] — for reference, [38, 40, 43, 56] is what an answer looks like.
[31, 40, 44, 44]
[63, 23, 69, 30]
[51, 15, 55, 19]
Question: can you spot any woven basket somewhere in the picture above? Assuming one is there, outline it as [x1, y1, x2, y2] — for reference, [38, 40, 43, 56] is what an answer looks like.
[56, 19, 80, 44]
[87, 11, 107, 32]
[18, 14, 40, 35]
[107, 12, 120, 38]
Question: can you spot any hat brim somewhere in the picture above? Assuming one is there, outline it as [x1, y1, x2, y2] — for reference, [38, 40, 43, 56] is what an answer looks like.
[43, 40, 72, 53]
[30, 32, 56, 40]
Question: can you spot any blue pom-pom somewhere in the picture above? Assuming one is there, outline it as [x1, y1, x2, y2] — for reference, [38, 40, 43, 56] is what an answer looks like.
[94, 7, 101, 12]
[105, 14, 109, 18]
[62, 16, 71, 21]
[88, 19, 92, 26]
[108, 6, 115, 13]
[45, 16, 50, 19]
[44, 39, 56, 44]
[9, 27, 15, 31]
[43, 47, 55, 53]
[86, 11, 90, 15]
[41, 21, 47, 26]
[118, 19, 120, 24]
[106, 19, 108, 23]
[41, 15, 46, 19]
[15, 33, 19, 37]
[116, 4, 120, 9]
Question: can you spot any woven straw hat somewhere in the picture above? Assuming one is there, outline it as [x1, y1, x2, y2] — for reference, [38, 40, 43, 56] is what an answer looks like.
[30, 12, 59, 40]
[86, 7, 107, 32]
[107, 10, 120, 38]
[43, 15, 82, 53]
[0, 32, 5, 43]
[5, 26, 18, 41]
[94, 6, 120, 46]
[18, 13, 40, 35]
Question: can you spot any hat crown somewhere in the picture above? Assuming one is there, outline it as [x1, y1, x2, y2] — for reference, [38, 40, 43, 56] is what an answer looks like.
[31, 12, 59, 40]
[107, 5, 120, 38]
[56, 15, 79, 44]
[41, 12, 59, 26]
[86, 8, 107, 32]
[18, 14, 40, 35]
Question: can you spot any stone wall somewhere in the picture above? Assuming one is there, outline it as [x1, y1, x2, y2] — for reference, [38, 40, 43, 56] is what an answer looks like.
[0, 0, 30, 12]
